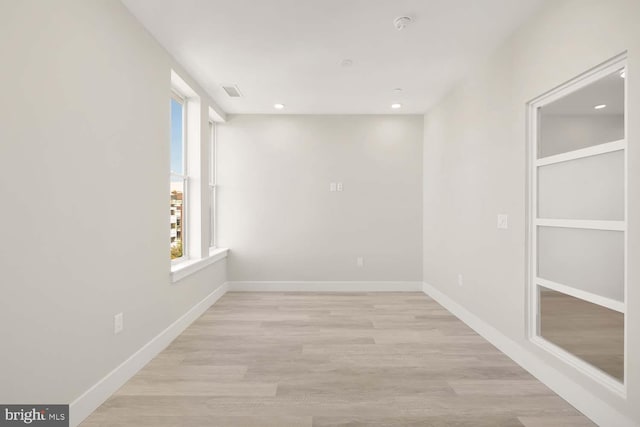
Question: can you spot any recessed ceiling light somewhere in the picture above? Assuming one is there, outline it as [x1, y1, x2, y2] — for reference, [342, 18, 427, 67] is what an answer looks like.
[274, 103, 285, 110]
[340, 59, 353, 67]
[393, 88, 403, 94]
[391, 103, 402, 109]
[620, 70, 626, 78]
[594, 104, 607, 110]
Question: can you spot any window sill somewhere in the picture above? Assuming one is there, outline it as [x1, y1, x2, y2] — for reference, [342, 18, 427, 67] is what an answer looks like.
[171, 248, 229, 283]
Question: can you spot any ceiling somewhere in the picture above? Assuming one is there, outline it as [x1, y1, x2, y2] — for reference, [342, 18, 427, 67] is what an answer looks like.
[122, 0, 548, 114]
[541, 69, 626, 116]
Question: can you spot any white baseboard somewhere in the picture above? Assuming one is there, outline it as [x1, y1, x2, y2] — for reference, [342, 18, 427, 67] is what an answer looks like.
[228, 281, 423, 292]
[69, 282, 229, 427]
[422, 282, 634, 427]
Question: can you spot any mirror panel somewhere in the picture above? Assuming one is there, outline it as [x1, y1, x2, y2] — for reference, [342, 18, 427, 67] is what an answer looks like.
[537, 226, 624, 302]
[538, 150, 624, 220]
[538, 68, 625, 158]
[532, 61, 627, 385]
[539, 287, 624, 381]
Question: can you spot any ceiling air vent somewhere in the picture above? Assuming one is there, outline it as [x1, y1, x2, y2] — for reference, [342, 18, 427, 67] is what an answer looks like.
[222, 85, 242, 98]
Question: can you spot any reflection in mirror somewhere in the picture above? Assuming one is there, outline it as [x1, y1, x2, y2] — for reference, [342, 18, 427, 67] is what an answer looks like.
[538, 68, 625, 158]
[532, 62, 626, 385]
[539, 287, 624, 381]
[537, 150, 625, 221]
[537, 227, 624, 301]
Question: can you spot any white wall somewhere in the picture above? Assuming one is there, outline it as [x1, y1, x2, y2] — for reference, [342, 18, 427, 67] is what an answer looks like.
[218, 115, 423, 282]
[0, 0, 226, 407]
[422, 0, 639, 423]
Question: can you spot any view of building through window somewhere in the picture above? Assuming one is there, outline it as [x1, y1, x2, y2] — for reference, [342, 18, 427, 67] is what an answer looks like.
[170, 96, 185, 260]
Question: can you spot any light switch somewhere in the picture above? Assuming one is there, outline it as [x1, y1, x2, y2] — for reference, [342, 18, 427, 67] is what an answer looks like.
[329, 182, 336, 192]
[114, 313, 124, 335]
[497, 214, 508, 230]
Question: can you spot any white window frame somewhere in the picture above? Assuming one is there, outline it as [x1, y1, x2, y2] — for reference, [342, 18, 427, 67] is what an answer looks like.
[169, 72, 229, 283]
[170, 90, 188, 265]
[526, 53, 628, 396]
[209, 120, 217, 249]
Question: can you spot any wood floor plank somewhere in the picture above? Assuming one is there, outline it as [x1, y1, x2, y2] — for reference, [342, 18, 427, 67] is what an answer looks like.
[312, 415, 525, 427]
[81, 292, 592, 426]
[518, 415, 596, 426]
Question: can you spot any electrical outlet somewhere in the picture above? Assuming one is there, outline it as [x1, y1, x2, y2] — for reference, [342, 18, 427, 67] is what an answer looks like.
[114, 313, 124, 335]
[357, 256, 364, 267]
[336, 182, 343, 192]
[458, 274, 463, 287]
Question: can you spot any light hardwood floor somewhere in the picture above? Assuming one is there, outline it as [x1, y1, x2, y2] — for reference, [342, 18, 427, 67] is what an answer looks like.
[82, 292, 594, 426]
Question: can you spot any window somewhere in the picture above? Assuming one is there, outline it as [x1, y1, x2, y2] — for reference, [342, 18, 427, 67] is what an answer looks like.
[168, 71, 229, 282]
[170, 93, 187, 261]
[209, 121, 217, 248]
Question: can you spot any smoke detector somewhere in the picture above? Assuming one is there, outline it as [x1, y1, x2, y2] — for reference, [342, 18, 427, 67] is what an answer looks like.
[393, 16, 413, 31]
